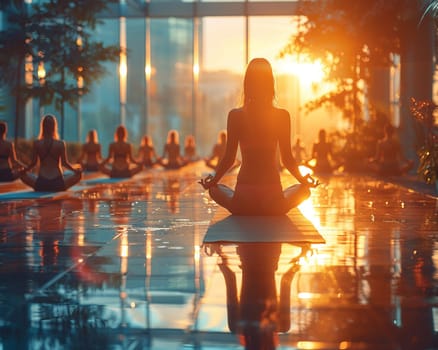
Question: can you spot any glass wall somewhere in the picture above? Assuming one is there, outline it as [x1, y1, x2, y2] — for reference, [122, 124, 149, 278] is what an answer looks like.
[15, 9, 344, 156]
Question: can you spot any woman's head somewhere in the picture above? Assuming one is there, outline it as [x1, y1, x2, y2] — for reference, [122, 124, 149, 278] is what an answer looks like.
[218, 130, 227, 144]
[115, 125, 127, 142]
[142, 135, 152, 146]
[167, 129, 179, 144]
[0, 121, 6, 139]
[318, 129, 326, 142]
[39, 114, 59, 140]
[185, 135, 195, 147]
[243, 58, 275, 107]
[87, 129, 98, 143]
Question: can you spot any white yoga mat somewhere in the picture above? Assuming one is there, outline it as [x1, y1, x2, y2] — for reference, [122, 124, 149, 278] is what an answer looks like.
[203, 207, 325, 244]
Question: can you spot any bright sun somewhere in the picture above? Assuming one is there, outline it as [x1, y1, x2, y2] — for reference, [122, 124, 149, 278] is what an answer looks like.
[274, 58, 325, 85]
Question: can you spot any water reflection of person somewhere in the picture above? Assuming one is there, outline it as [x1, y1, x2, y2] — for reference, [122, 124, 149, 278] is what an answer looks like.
[163, 177, 180, 213]
[211, 242, 309, 350]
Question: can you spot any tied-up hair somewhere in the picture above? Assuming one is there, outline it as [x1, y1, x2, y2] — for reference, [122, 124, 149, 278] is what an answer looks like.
[87, 129, 98, 143]
[115, 125, 127, 142]
[243, 58, 275, 108]
[39, 114, 60, 140]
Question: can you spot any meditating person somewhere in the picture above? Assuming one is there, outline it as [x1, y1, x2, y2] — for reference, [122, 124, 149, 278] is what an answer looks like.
[183, 135, 199, 163]
[20, 114, 82, 192]
[308, 129, 335, 174]
[0, 121, 25, 182]
[77, 129, 102, 172]
[157, 129, 186, 169]
[205, 130, 227, 170]
[368, 123, 414, 176]
[137, 135, 158, 168]
[199, 58, 318, 215]
[100, 125, 143, 178]
[292, 137, 308, 165]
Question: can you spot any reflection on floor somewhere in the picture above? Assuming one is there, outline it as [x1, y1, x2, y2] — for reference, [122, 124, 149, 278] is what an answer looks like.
[0, 162, 437, 349]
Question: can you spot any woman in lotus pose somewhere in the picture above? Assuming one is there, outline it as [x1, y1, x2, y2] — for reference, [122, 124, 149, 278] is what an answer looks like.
[0, 121, 25, 182]
[20, 114, 82, 192]
[199, 58, 317, 215]
[77, 129, 103, 172]
[137, 135, 158, 168]
[100, 125, 143, 178]
[158, 130, 186, 169]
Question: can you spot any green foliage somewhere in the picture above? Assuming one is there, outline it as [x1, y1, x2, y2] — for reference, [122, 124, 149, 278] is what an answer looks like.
[280, 0, 404, 124]
[0, 0, 120, 110]
[410, 98, 438, 184]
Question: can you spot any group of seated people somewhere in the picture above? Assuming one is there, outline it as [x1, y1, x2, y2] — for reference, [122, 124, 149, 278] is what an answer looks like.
[0, 112, 415, 193]
[0, 115, 236, 192]
[295, 126, 414, 177]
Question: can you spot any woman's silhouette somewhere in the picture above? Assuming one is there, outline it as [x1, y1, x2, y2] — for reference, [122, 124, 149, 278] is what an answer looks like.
[199, 58, 317, 215]
[137, 135, 158, 168]
[77, 129, 102, 172]
[100, 125, 143, 178]
[158, 130, 186, 169]
[205, 130, 228, 170]
[20, 114, 82, 191]
[0, 121, 24, 182]
[183, 135, 199, 163]
[368, 124, 414, 176]
[308, 129, 334, 174]
[209, 242, 310, 350]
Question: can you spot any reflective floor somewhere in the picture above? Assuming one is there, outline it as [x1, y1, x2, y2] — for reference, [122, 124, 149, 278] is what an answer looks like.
[0, 163, 437, 350]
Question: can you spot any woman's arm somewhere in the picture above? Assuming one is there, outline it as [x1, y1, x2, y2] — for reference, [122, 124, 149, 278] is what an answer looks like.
[101, 144, 113, 165]
[200, 110, 239, 188]
[278, 110, 316, 185]
[23, 141, 38, 172]
[61, 141, 81, 172]
[128, 144, 142, 165]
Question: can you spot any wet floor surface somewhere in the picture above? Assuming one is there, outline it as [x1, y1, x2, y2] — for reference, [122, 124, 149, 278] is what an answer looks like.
[0, 163, 437, 349]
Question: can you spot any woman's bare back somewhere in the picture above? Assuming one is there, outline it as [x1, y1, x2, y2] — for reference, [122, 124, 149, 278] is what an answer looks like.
[231, 107, 287, 186]
[35, 139, 65, 179]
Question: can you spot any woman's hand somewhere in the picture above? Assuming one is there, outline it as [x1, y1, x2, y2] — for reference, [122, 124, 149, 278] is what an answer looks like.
[198, 174, 216, 190]
[302, 174, 319, 188]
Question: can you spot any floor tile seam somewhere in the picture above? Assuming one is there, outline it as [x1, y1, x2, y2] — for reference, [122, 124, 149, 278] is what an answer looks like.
[25, 228, 125, 301]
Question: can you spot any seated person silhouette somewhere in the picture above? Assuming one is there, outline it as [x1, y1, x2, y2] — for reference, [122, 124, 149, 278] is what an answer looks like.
[100, 125, 143, 178]
[137, 135, 158, 168]
[210, 242, 310, 349]
[368, 124, 414, 176]
[199, 58, 317, 216]
[77, 129, 102, 172]
[20, 114, 82, 192]
[307, 129, 335, 174]
[292, 137, 308, 165]
[183, 135, 199, 163]
[157, 130, 187, 169]
[0, 121, 25, 182]
[205, 130, 227, 170]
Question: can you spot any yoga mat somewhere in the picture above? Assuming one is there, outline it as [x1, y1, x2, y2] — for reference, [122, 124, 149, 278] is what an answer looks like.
[0, 190, 57, 200]
[203, 207, 325, 244]
[82, 177, 128, 185]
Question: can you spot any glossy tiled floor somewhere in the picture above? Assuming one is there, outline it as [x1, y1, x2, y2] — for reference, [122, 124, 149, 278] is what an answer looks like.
[0, 163, 437, 350]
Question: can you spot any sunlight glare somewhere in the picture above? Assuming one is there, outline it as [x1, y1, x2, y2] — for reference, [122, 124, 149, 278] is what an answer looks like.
[275, 58, 325, 85]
